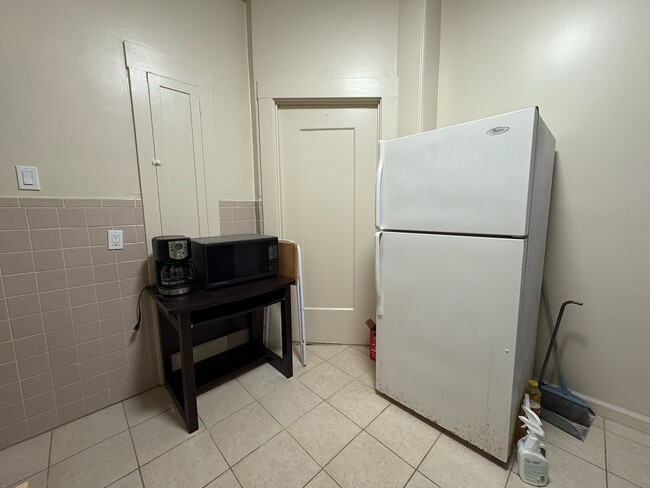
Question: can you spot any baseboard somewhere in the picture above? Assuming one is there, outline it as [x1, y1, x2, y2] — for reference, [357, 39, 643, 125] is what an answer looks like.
[571, 389, 650, 434]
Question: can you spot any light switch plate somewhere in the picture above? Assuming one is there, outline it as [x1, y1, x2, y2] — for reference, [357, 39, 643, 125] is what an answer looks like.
[16, 165, 40, 190]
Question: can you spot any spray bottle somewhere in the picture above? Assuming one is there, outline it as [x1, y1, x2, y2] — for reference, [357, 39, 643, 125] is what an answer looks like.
[517, 397, 549, 486]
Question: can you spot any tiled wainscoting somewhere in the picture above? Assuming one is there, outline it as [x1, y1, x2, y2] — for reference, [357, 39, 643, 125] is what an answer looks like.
[0, 196, 155, 449]
[219, 200, 263, 236]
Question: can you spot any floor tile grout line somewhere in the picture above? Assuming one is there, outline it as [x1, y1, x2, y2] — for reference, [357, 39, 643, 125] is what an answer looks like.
[121, 402, 144, 486]
[542, 436, 607, 471]
[48, 424, 130, 468]
[604, 421, 609, 488]
[604, 425, 650, 450]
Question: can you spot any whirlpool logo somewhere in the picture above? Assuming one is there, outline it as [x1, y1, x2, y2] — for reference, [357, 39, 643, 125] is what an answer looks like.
[486, 126, 510, 136]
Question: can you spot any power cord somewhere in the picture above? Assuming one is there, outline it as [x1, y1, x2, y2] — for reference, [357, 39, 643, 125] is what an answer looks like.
[132, 284, 153, 332]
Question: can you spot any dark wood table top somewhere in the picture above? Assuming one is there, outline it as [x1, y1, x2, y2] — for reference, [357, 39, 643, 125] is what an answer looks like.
[145, 275, 295, 315]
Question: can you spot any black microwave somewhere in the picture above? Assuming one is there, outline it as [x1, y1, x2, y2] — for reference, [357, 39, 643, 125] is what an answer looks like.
[190, 234, 278, 289]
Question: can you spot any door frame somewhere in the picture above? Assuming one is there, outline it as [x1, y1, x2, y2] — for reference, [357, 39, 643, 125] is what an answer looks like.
[257, 78, 398, 236]
[124, 41, 220, 239]
[124, 42, 220, 383]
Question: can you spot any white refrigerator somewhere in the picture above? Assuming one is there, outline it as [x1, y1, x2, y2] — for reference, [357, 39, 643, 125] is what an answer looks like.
[375, 107, 555, 463]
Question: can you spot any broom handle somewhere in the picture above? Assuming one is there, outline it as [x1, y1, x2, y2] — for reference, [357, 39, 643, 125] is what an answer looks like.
[538, 299, 583, 385]
[542, 285, 561, 371]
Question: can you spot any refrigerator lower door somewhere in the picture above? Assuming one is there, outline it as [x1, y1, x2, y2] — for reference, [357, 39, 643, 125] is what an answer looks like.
[376, 231, 526, 462]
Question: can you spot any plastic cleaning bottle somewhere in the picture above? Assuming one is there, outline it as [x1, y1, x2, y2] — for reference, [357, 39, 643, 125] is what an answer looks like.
[517, 404, 549, 486]
[525, 379, 542, 416]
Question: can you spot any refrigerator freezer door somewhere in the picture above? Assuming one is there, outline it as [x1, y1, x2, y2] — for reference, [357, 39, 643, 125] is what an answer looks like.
[376, 231, 526, 462]
[377, 107, 537, 237]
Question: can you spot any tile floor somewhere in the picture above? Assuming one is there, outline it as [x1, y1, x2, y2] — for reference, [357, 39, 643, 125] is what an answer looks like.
[1, 344, 649, 488]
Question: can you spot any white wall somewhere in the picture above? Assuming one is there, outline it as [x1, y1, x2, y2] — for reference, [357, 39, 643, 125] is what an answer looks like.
[0, 0, 254, 200]
[437, 0, 650, 421]
[250, 0, 399, 82]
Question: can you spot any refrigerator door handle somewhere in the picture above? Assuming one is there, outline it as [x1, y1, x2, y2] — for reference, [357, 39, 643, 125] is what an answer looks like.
[375, 141, 385, 230]
[375, 231, 383, 317]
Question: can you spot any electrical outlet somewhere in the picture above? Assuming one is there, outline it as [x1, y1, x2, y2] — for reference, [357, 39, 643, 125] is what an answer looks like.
[108, 230, 123, 250]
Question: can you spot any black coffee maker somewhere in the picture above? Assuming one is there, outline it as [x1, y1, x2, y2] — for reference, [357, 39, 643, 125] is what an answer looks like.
[152, 236, 194, 296]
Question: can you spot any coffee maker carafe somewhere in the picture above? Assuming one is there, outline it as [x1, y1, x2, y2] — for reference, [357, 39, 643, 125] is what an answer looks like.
[152, 236, 194, 296]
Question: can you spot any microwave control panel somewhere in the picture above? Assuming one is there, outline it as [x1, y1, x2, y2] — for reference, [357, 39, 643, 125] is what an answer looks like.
[268, 244, 278, 270]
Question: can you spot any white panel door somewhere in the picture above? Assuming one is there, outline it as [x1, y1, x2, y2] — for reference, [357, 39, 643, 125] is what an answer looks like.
[148, 74, 208, 237]
[377, 107, 537, 237]
[376, 230, 525, 462]
[278, 106, 378, 344]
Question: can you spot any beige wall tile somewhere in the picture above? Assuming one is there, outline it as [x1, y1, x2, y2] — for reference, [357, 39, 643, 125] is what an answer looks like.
[30, 229, 62, 250]
[86, 208, 112, 227]
[51, 364, 81, 388]
[17, 354, 50, 379]
[0, 382, 23, 408]
[24, 391, 56, 418]
[79, 357, 105, 379]
[233, 222, 247, 234]
[3, 274, 38, 297]
[136, 225, 146, 243]
[58, 209, 87, 228]
[91, 246, 116, 265]
[0, 320, 10, 341]
[245, 221, 257, 234]
[66, 266, 94, 287]
[14, 334, 47, 359]
[54, 382, 83, 406]
[0, 341, 16, 364]
[46, 328, 76, 351]
[82, 373, 108, 398]
[61, 228, 90, 248]
[0, 400, 25, 429]
[116, 245, 139, 262]
[95, 282, 120, 302]
[106, 365, 130, 387]
[111, 208, 135, 226]
[0, 421, 28, 450]
[74, 322, 101, 344]
[0, 361, 19, 386]
[10, 314, 44, 339]
[71, 303, 99, 325]
[19, 197, 63, 207]
[102, 334, 125, 354]
[94, 264, 118, 283]
[26, 208, 59, 229]
[121, 296, 138, 314]
[7, 295, 41, 319]
[0, 231, 32, 252]
[220, 222, 234, 235]
[102, 199, 135, 207]
[27, 409, 58, 435]
[89, 226, 109, 246]
[122, 226, 136, 244]
[232, 208, 246, 221]
[135, 208, 144, 225]
[84, 389, 110, 414]
[98, 299, 122, 319]
[0, 300, 6, 320]
[42, 308, 73, 332]
[137, 243, 148, 260]
[57, 399, 85, 424]
[63, 247, 92, 268]
[36, 270, 67, 292]
[220, 208, 234, 221]
[63, 198, 102, 208]
[77, 339, 103, 362]
[48, 345, 78, 370]
[33, 249, 65, 271]
[68, 285, 96, 307]
[20, 372, 53, 398]
[104, 349, 128, 371]
[117, 261, 142, 280]
[0, 252, 34, 275]
[119, 278, 142, 298]
[100, 317, 123, 337]
[0, 197, 19, 207]
[0, 208, 28, 230]
[109, 381, 138, 403]
[40, 289, 71, 312]
[58, 399, 85, 424]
